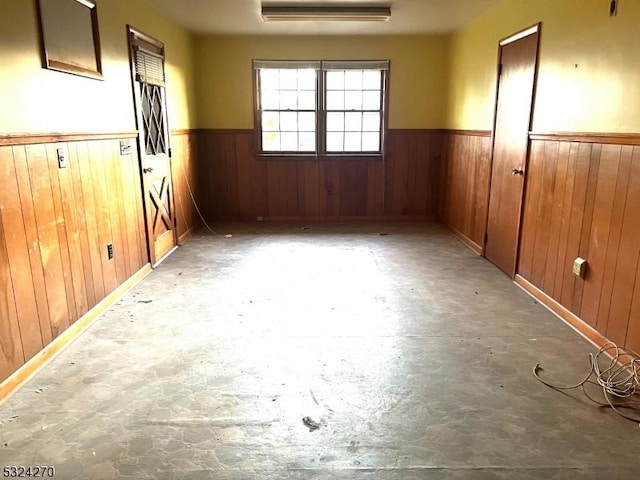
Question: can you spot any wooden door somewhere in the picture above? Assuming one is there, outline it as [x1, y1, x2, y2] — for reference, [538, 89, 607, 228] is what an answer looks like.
[485, 25, 540, 276]
[128, 27, 176, 266]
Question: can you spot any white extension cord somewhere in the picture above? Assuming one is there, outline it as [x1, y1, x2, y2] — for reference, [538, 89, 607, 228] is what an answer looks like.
[534, 341, 640, 423]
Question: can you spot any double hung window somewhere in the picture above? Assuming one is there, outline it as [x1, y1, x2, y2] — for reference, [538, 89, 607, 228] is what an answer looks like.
[254, 60, 389, 156]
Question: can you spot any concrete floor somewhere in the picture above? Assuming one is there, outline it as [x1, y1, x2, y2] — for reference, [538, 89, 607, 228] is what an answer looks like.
[0, 222, 638, 479]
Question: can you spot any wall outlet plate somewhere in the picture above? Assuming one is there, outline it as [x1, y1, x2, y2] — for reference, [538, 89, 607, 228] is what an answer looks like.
[573, 257, 587, 278]
[120, 140, 131, 156]
[57, 148, 67, 168]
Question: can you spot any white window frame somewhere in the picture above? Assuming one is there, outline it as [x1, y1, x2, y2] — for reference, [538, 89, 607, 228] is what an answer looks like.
[253, 59, 389, 157]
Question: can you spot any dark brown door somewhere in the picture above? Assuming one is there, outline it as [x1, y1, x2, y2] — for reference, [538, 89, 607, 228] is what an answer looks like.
[128, 27, 176, 266]
[485, 25, 540, 276]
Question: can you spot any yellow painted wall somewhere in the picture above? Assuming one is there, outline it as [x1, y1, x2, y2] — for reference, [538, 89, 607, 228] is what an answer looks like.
[447, 0, 640, 132]
[0, 0, 195, 134]
[193, 35, 449, 129]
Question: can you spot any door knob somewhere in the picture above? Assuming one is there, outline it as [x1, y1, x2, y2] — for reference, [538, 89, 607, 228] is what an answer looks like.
[511, 168, 524, 176]
[143, 167, 154, 173]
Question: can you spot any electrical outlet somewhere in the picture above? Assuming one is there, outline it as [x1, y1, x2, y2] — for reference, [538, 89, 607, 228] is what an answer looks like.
[57, 148, 67, 168]
[107, 243, 114, 260]
[573, 257, 587, 278]
[120, 140, 131, 155]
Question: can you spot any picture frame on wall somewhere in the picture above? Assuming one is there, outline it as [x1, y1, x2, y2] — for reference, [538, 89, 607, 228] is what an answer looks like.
[35, 0, 103, 80]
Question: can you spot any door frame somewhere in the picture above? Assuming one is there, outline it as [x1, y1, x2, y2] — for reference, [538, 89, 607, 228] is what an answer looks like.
[484, 23, 542, 277]
[126, 25, 177, 267]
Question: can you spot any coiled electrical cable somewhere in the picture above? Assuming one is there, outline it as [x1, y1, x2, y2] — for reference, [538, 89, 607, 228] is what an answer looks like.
[534, 341, 640, 423]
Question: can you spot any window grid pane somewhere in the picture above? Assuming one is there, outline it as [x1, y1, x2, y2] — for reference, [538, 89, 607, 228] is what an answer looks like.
[324, 68, 383, 152]
[259, 68, 317, 152]
[257, 65, 385, 154]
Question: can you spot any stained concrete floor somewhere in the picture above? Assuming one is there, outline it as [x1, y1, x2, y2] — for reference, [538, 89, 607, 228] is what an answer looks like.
[0, 222, 638, 479]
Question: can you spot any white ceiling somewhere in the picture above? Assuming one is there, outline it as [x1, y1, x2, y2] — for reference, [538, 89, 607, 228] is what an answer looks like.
[147, 0, 500, 35]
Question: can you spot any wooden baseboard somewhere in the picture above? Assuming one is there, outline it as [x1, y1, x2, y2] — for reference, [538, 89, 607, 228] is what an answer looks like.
[260, 215, 435, 222]
[209, 215, 435, 223]
[513, 274, 640, 369]
[514, 274, 611, 349]
[0, 264, 152, 405]
[446, 225, 483, 255]
[178, 226, 196, 245]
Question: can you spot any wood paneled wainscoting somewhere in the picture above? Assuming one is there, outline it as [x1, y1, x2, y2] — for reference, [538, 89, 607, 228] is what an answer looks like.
[517, 133, 640, 353]
[195, 129, 443, 221]
[439, 129, 640, 353]
[171, 130, 201, 244]
[439, 130, 492, 254]
[0, 133, 153, 392]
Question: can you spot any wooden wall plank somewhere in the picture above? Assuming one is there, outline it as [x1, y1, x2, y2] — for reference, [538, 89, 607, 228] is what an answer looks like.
[0, 146, 43, 361]
[77, 141, 106, 302]
[580, 144, 621, 327]
[297, 161, 317, 218]
[413, 134, 430, 216]
[319, 162, 340, 218]
[119, 145, 140, 271]
[212, 134, 239, 218]
[14, 145, 54, 347]
[607, 146, 640, 346]
[186, 134, 201, 232]
[104, 141, 129, 283]
[625, 262, 640, 353]
[463, 136, 478, 236]
[170, 134, 186, 236]
[560, 142, 592, 310]
[27, 144, 70, 339]
[284, 160, 299, 216]
[235, 133, 254, 219]
[386, 134, 409, 216]
[88, 141, 118, 296]
[367, 160, 384, 216]
[251, 157, 268, 220]
[266, 162, 283, 216]
[518, 140, 544, 279]
[0, 170, 26, 378]
[67, 142, 95, 310]
[196, 133, 212, 220]
[529, 141, 559, 287]
[542, 141, 570, 295]
[56, 143, 89, 319]
[336, 162, 365, 216]
[44, 143, 77, 328]
[474, 137, 492, 244]
[552, 142, 579, 301]
[595, 146, 633, 335]
[405, 138, 419, 215]
[572, 144, 601, 314]
[131, 141, 148, 269]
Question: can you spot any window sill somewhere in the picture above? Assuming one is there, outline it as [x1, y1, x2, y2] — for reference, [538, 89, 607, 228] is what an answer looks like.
[254, 153, 383, 161]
